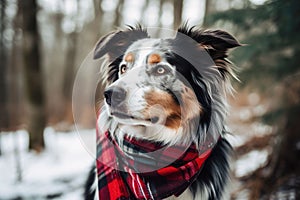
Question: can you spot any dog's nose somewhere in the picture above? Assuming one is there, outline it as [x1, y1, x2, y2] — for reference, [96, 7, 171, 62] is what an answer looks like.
[104, 87, 127, 106]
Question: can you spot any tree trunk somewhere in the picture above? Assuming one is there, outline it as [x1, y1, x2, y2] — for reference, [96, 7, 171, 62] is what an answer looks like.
[0, 0, 8, 131]
[173, 0, 183, 30]
[251, 77, 300, 198]
[7, 0, 24, 131]
[19, 0, 46, 151]
[266, 77, 300, 193]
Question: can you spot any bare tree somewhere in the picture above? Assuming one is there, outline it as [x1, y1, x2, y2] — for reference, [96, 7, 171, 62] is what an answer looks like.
[0, 0, 8, 132]
[19, 0, 46, 151]
[6, 0, 23, 135]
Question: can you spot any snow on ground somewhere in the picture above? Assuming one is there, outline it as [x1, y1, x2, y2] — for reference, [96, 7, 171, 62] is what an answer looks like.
[0, 128, 95, 200]
[234, 149, 269, 177]
[226, 121, 273, 148]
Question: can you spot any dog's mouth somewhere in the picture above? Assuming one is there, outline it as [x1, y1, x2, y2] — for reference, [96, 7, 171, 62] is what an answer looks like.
[111, 111, 132, 119]
[111, 111, 159, 124]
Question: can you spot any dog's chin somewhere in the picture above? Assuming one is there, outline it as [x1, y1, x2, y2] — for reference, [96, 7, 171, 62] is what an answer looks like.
[110, 111, 160, 126]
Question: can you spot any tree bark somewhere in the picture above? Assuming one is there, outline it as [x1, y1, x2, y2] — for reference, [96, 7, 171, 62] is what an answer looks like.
[0, 0, 8, 131]
[19, 0, 46, 151]
[7, 4, 23, 131]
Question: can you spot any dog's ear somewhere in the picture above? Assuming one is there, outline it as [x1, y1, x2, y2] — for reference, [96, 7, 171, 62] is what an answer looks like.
[194, 29, 241, 50]
[93, 26, 149, 60]
[177, 25, 241, 78]
[94, 31, 118, 59]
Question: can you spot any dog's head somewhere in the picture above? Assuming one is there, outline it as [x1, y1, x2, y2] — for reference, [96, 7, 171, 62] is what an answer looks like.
[94, 25, 240, 146]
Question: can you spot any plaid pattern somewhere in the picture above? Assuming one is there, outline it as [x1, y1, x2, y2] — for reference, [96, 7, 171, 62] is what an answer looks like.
[96, 129, 213, 200]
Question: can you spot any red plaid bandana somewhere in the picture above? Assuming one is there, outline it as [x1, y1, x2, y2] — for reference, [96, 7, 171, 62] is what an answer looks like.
[96, 128, 213, 200]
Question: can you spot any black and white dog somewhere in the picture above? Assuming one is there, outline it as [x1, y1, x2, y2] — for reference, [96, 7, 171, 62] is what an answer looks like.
[85, 25, 240, 200]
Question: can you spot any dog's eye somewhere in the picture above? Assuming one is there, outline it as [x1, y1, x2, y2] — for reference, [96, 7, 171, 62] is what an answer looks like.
[156, 66, 165, 74]
[153, 65, 170, 76]
[120, 64, 127, 74]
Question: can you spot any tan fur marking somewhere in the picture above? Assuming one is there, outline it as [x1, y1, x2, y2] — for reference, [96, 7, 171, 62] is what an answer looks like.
[145, 86, 202, 130]
[181, 87, 202, 121]
[144, 90, 181, 130]
[199, 43, 214, 50]
[148, 53, 161, 65]
[144, 87, 201, 130]
[125, 52, 134, 62]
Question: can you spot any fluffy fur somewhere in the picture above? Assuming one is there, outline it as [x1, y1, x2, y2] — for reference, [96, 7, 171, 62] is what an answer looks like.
[85, 24, 240, 200]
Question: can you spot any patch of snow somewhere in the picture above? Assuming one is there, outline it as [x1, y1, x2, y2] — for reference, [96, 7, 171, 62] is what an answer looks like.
[250, 0, 267, 6]
[253, 104, 267, 116]
[226, 121, 273, 148]
[250, 122, 273, 137]
[248, 92, 260, 106]
[239, 108, 252, 121]
[234, 149, 269, 178]
[0, 128, 95, 200]
[225, 134, 249, 148]
[271, 190, 296, 200]
[234, 189, 250, 200]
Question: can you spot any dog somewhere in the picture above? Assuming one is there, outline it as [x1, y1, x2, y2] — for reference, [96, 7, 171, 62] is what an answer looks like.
[84, 24, 240, 200]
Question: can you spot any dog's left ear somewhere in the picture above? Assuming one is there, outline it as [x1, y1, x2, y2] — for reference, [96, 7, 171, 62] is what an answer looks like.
[177, 26, 241, 78]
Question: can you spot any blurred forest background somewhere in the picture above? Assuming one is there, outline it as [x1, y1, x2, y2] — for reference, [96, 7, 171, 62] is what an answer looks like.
[0, 0, 299, 199]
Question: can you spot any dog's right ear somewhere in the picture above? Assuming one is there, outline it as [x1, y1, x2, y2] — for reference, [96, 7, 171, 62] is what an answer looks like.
[94, 31, 118, 59]
[93, 26, 149, 61]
